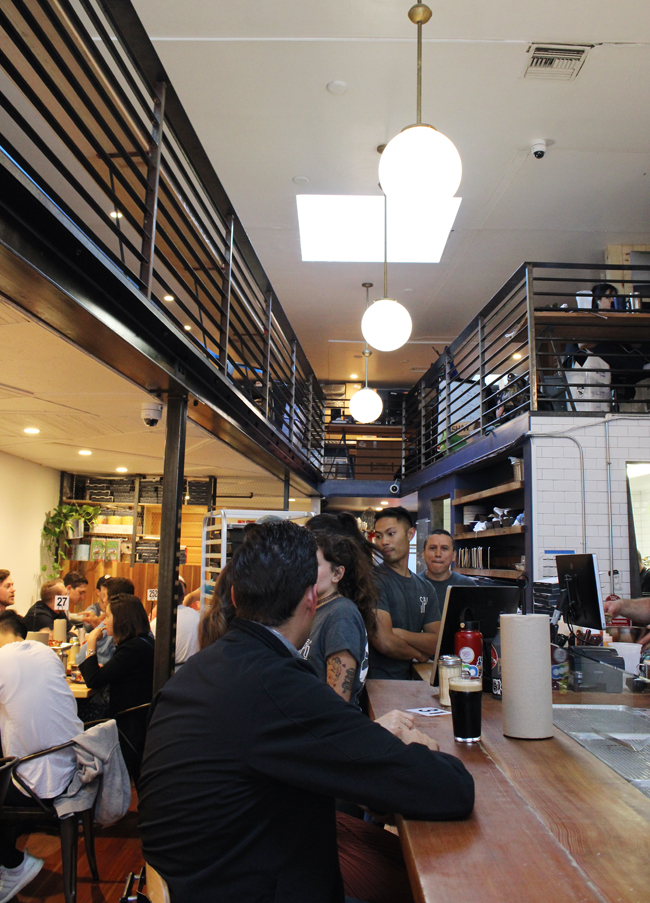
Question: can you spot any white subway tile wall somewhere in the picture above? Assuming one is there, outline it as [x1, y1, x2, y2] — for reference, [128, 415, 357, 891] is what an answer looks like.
[530, 415, 650, 596]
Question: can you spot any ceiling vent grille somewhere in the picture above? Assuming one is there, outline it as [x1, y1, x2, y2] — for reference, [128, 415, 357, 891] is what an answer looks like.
[524, 44, 592, 81]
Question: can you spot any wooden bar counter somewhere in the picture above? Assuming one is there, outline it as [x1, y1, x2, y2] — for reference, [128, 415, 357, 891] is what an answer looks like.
[367, 679, 650, 903]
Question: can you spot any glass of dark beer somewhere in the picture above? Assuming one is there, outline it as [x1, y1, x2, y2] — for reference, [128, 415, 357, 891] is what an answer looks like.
[449, 677, 482, 743]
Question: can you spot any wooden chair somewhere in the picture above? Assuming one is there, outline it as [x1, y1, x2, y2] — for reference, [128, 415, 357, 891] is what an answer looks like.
[145, 862, 171, 903]
[0, 742, 99, 903]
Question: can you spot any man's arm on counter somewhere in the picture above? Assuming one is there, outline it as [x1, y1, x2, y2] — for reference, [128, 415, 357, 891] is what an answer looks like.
[370, 610, 429, 663]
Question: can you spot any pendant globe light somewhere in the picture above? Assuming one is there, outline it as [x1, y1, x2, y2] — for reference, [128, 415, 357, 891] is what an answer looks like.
[361, 197, 412, 352]
[350, 283, 384, 424]
[378, 4, 462, 201]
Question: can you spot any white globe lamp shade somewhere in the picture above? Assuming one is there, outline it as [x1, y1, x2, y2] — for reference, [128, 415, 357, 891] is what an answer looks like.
[379, 125, 462, 199]
[361, 298, 412, 352]
[349, 387, 383, 424]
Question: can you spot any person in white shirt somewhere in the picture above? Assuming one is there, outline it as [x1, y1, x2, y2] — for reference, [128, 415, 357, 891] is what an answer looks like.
[0, 610, 83, 902]
[151, 582, 200, 667]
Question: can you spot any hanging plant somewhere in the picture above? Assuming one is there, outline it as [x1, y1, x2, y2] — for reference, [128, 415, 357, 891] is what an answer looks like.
[41, 503, 100, 578]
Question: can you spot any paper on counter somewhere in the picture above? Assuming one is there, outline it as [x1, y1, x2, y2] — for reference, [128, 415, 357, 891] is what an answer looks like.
[406, 707, 451, 717]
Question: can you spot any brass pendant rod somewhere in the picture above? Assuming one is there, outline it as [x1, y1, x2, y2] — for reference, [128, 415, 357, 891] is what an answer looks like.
[361, 282, 373, 389]
[383, 194, 388, 298]
[416, 21, 422, 125]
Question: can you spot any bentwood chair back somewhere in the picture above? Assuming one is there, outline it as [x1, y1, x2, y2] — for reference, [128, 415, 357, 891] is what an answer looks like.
[0, 742, 99, 903]
[145, 862, 171, 903]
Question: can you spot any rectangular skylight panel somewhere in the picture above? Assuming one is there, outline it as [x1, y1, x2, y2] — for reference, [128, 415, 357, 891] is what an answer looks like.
[296, 194, 460, 263]
[297, 195, 384, 262]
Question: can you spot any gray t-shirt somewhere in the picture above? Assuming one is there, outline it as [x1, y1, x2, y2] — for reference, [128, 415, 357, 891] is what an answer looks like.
[368, 565, 441, 680]
[418, 570, 477, 607]
[300, 596, 369, 707]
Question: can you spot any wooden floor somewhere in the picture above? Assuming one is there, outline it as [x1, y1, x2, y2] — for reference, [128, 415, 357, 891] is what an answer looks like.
[14, 790, 142, 903]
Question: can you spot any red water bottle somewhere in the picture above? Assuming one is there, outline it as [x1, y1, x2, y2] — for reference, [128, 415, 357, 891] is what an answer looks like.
[454, 610, 483, 680]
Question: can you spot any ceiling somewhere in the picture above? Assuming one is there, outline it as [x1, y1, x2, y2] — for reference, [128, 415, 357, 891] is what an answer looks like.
[130, 0, 650, 387]
[0, 298, 318, 508]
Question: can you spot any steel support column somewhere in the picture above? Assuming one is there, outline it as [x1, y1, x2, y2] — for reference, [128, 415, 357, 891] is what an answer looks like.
[283, 471, 290, 509]
[153, 393, 187, 694]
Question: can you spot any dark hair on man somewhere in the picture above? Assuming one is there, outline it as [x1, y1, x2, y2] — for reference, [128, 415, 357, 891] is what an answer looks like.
[41, 578, 64, 605]
[107, 593, 150, 645]
[96, 575, 111, 591]
[312, 531, 377, 636]
[0, 610, 27, 639]
[0, 570, 10, 585]
[232, 521, 318, 627]
[306, 512, 375, 560]
[374, 506, 413, 531]
[591, 282, 618, 310]
[105, 576, 135, 600]
[423, 529, 455, 552]
[64, 571, 88, 589]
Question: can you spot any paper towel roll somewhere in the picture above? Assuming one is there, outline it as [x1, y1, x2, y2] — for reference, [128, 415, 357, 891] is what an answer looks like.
[501, 613, 553, 739]
[53, 618, 67, 643]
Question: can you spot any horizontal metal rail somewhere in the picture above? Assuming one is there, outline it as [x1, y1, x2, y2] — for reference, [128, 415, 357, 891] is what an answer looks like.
[0, 0, 324, 474]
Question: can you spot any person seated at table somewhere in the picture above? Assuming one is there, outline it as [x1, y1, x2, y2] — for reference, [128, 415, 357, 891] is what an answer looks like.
[591, 282, 619, 310]
[300, 530, 376, 707]
[63, 571, 88, 613]
[76, 576, 134, 665]
[24, 579, 70, 636]
[138, 521, 474, 903]
[0, 610, 83, 901]
[0, 570, 15, 613]
[419, 530, 476, 603]
[368, 507, 441, 680]
[79, 593, 154, 782]
[151, 581, 200, 668]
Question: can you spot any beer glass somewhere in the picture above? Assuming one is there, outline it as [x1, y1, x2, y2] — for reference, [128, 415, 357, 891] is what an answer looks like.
[449, 677, 482, 743]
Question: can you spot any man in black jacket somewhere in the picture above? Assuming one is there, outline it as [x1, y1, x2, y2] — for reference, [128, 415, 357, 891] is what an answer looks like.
[138, 522, 474, 903]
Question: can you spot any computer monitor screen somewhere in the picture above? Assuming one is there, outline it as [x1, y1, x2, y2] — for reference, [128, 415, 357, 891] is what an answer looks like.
[431, 585, 520, 684]
[555, 553, 606, 630]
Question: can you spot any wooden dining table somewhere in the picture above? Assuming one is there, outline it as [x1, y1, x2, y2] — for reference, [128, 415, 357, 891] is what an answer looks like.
[366, 678, 650, 903]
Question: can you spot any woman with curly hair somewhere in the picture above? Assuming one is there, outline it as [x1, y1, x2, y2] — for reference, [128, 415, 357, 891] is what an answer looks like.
[301, 530, 377, 707]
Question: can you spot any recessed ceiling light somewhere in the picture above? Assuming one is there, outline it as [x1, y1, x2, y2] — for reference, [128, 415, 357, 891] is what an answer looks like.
[292, 175, 310, 185]
[380, 501, 389, 506]
[289, 498, 296, 502]
[512, 353, 522, 360]
[116, 467, 128, 473]
[375, 506, 383, 511]
[109, 210, 123, 219]
[184, 324, 192, 331]
[163, 294, 174, 302]
[349, 373, 358, 379]
[23, 427, 40, 434]
[78, 449, 92, 456]
[326, 80, 348, 94]
[296, 195, 460, 263]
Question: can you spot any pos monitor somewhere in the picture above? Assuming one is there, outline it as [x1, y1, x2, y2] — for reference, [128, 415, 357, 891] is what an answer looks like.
[554, 553, 606, 630]
[431, 585, 520, 684]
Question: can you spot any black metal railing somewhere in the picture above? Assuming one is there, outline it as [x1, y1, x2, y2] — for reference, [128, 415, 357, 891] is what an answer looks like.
[404, 262, 650, 476]
[0, 0, 324, 471]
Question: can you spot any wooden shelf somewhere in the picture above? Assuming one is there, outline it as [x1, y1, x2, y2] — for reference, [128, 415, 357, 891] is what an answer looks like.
[63, 499, 161, 508]
[455, 568, 524, 579]
[453, 524, 525, 541]
[452, 480, 524, 506]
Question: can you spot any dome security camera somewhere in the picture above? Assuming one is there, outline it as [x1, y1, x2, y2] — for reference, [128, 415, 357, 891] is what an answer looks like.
[141, 401, 163, 427]
[531, 140, 546, 159]
[389, 481, 401, 495]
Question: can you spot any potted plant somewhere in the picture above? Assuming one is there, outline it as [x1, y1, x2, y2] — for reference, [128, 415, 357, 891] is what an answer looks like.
[41, 503, 100, 578]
